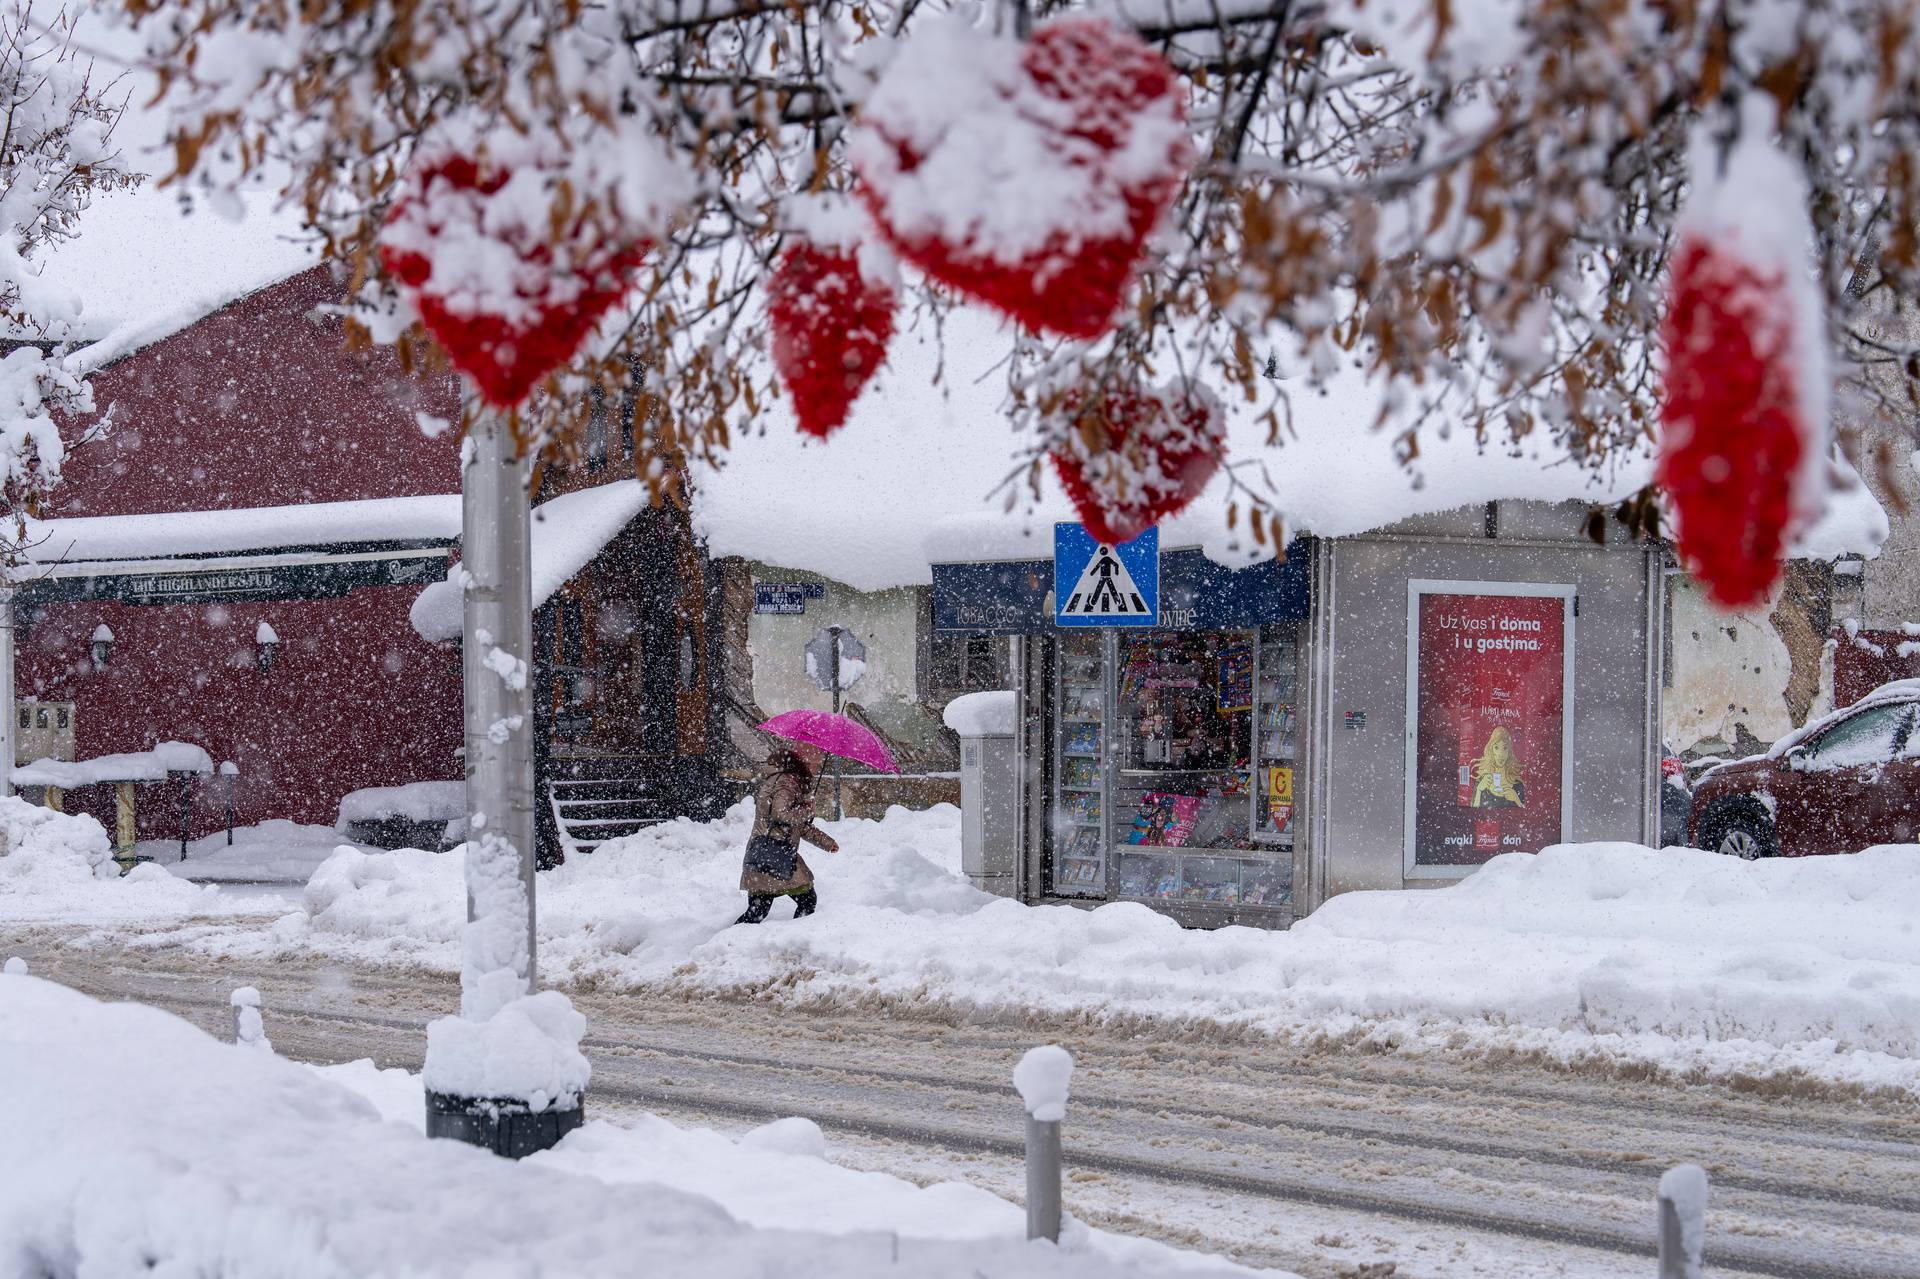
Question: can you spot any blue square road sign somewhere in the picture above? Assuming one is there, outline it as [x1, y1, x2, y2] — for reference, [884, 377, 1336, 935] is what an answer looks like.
[1054, 524, 1159, 627]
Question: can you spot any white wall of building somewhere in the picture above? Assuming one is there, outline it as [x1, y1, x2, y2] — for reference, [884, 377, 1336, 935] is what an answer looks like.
[1663, 574, 1834, 753]
[744, 564, 923, 718]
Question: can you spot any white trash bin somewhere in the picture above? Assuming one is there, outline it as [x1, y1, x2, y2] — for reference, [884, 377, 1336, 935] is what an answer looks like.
[944, 690, 1018, 898]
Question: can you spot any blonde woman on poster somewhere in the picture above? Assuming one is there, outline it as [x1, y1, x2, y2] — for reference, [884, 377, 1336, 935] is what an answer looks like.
[1470, 727, 1526, 808]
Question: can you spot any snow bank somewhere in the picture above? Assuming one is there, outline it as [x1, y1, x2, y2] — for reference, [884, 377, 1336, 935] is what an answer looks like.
[149, 820, 372, 885]
[307, 1056, 1255, 1274]
[257, 804, 1920, 1097]
[423, 990, 591, 1108]
[337, 781, 466, 828]
[943, 689, 1017, 737]
[13, 741, 213, 788]
[0, 976, 1247, 1278]
[0, 796, 210, 920]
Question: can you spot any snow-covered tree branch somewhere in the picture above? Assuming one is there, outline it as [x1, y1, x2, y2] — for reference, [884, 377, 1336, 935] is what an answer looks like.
[0, 0, 132, 554]
[124, 0, 1920, 542]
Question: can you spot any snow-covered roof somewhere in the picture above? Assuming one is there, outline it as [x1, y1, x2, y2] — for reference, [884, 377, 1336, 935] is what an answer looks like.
[31, 186, 318, 369]
[690, 310, 1889, 592]
[29, 480, 648, 639]
[410, 480, 652, 642]
[24, 495, 463, 566]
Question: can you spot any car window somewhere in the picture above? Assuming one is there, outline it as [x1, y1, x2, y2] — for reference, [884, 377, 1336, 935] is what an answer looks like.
[1809, 704, 1912, 767]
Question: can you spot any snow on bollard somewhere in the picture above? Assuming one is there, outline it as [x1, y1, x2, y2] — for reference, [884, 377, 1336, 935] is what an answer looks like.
[1657, 1163, 1709, 1279]
[230, 986, 272, 1054]
[1014, 1044, 1072, 1244]
[423, 990, 589, 1159]
[4, 956, 26, 976]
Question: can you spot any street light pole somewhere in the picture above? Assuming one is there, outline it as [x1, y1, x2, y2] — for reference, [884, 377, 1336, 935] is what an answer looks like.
[829, 624, 843, 821]
[460, 408, 538, 1013]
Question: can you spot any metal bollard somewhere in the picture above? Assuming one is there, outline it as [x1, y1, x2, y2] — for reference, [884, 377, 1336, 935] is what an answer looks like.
[230, 986, 272, 1053]
[1657, 1163, 1708, 1279]
[1024, 1113, 1062, 1242]
[1014, 1044, 1073, 1243]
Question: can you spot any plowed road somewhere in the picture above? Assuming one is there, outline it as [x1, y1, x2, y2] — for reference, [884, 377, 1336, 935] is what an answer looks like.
[6, 931, 1917, 1279]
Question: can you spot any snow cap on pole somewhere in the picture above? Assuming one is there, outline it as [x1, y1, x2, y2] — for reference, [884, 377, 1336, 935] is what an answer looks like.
[1014, 1044, 1073, 1121]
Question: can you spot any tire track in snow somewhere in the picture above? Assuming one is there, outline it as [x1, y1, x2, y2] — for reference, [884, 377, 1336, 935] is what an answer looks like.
[13, 940, 1918, 1279]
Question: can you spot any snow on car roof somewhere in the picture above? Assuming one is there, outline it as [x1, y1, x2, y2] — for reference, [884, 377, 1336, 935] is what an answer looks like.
[1765, 678, 1920, 760]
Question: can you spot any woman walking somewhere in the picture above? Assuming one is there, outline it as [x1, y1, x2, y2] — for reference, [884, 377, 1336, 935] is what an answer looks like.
[737, 741, 840, 924]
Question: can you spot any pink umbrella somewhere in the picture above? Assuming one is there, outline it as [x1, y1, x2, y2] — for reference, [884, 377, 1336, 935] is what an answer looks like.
[759, 709, 900, 775]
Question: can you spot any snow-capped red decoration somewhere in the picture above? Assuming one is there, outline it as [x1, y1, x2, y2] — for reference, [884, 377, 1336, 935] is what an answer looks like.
[1048, 380, 1226, 545]
[1657, 98, 1830, 611]
[379, 132, 689, 408]
[767, 199, 899, 439]
[851, 12, 1193, 340]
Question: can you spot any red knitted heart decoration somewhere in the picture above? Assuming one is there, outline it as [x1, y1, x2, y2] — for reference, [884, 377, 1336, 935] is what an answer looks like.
[1657, 236, 1808, 610]
[768, 243, 897, 439]
[852, 14, 1192, 340]
[1049, 382, 1225, 545]
[379, 156, 651, 408]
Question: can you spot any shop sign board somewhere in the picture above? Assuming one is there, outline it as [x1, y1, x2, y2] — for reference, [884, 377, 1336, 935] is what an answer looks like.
[1403, 580, 1575, 879]
[1054, 524, 1158, 627]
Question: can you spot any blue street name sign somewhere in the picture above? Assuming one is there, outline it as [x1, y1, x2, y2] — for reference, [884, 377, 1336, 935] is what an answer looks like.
[754, 584, 808, 615]
[1054, 524, 1159, 627]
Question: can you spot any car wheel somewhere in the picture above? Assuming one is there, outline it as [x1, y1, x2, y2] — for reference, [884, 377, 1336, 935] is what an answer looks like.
[1705, 811, 1776, 860]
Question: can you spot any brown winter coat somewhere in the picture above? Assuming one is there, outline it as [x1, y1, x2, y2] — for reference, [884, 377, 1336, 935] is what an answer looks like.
[739, 765, 834, 896]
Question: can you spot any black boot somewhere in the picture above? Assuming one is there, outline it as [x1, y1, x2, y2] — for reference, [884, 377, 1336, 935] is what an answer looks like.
[792, 888, 818, 918]
[736, 894, 773, 924]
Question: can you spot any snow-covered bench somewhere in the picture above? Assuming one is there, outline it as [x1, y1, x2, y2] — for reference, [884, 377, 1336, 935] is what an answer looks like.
[11, 742, 214, 868]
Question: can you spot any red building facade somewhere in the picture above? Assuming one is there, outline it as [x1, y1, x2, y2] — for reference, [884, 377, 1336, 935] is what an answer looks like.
[15, 264, 734, 855]
[17, 266, 466, 835]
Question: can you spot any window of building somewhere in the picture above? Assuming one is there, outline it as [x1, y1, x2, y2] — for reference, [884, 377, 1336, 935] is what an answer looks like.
[929, 632, 1005, 695]
[583, 387, 609, 472]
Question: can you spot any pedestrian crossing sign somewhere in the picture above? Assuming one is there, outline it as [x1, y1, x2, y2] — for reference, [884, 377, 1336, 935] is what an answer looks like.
[1055, 524, 1159, 627]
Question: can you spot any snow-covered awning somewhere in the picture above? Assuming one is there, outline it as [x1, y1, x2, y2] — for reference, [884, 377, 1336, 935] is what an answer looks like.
[688, 313, 1663, 593]
[409, 480, 652, 643]
[25, 495, 463, 567]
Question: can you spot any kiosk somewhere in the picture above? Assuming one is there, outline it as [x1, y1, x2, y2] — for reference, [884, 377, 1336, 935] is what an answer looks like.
[932, 500, 1665, 927]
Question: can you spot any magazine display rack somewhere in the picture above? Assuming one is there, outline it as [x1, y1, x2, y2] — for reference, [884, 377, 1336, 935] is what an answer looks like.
[1051, 632, 1108, 896]
[1252, 624, 1298, 847]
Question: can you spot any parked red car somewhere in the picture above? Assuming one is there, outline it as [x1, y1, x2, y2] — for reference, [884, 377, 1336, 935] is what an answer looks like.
[1689, 679, 1920, 858]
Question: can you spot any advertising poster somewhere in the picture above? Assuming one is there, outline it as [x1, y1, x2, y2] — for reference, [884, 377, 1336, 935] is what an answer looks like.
[1408, 587, 1569, 871]
[1216, 644, 1254, 711]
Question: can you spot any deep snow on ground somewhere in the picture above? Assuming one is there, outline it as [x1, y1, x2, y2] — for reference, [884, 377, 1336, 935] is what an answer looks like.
[0, 973, 1257, 1278]
[0, 797, 243, 923]
[302, 1056, 1251, 1274]
[11, 794, 1920, 1095]
[175, 801, 1920, 1098]
[142, 820, 376, 883]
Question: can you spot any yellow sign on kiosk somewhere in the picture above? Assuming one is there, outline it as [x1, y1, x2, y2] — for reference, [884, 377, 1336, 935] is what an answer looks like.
[1266, 765, 1293, 804]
